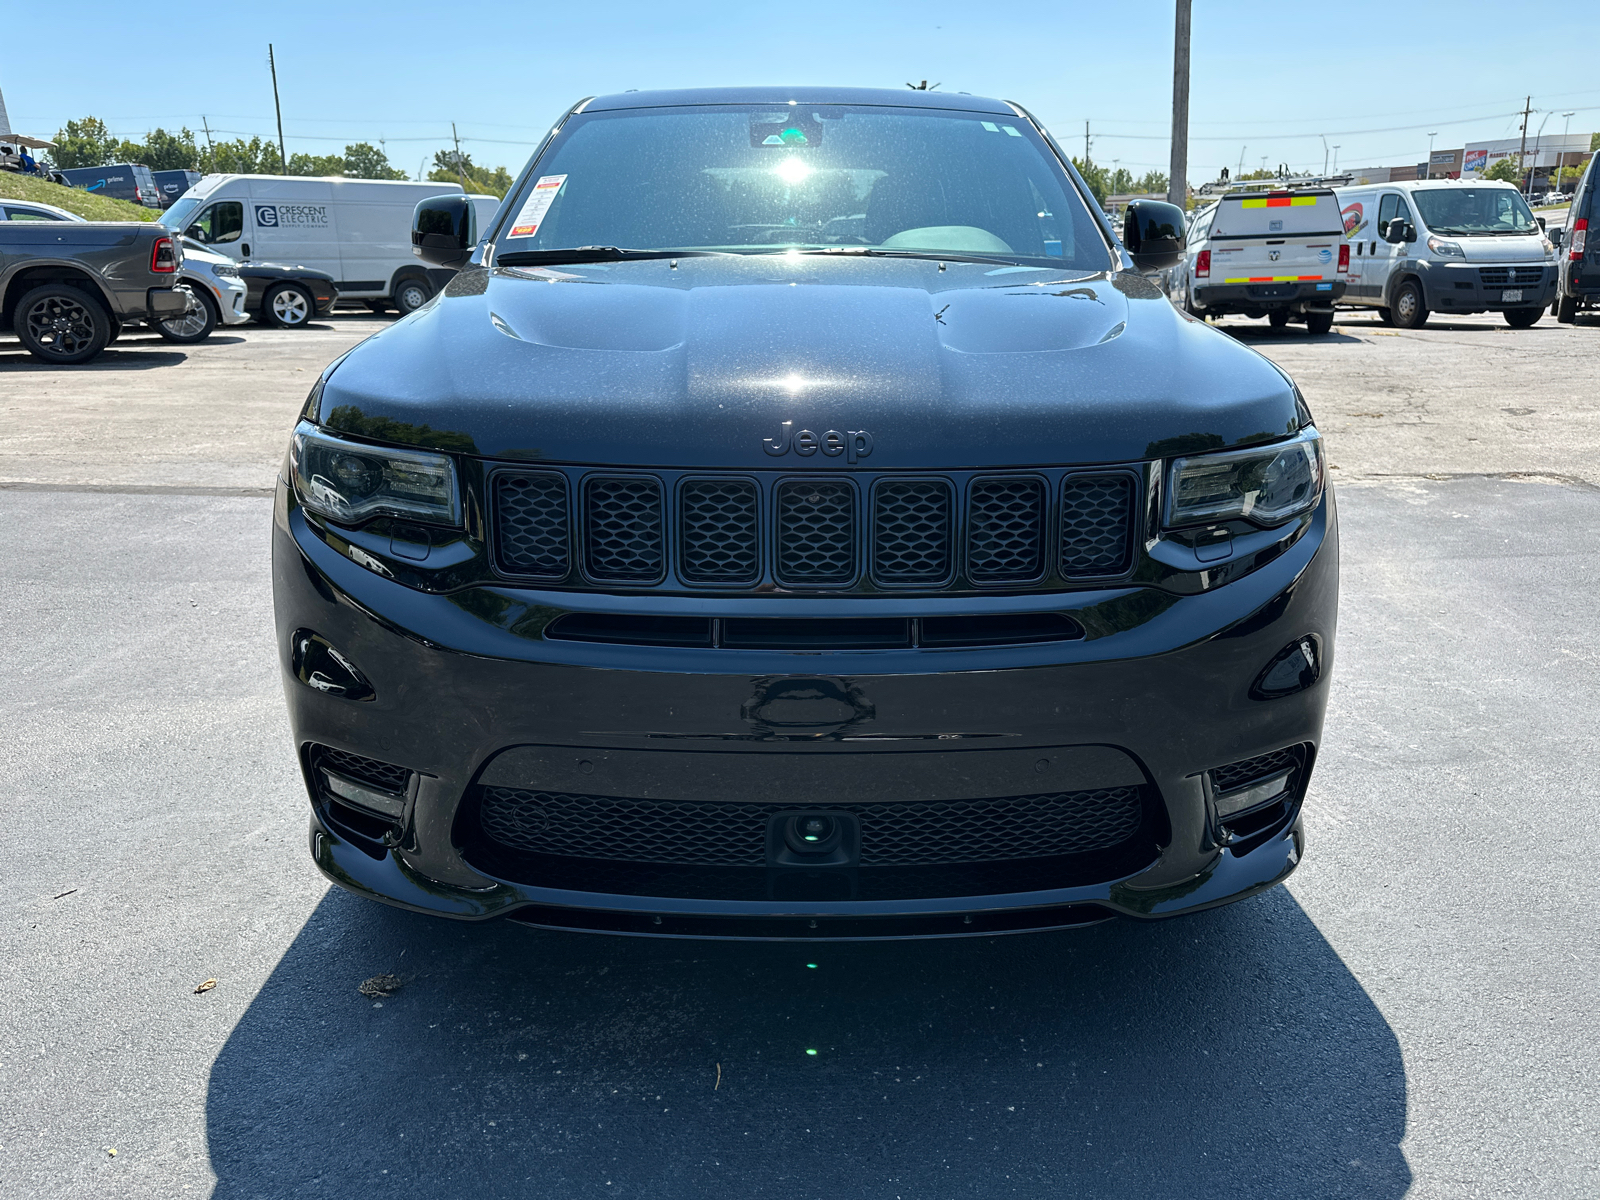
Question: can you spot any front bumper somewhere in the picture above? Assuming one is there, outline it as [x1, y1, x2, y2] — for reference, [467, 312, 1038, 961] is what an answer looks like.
[218, 279, 251, 325]
[273, 480, 1339, 938]
[1418, 260, 1557, 311]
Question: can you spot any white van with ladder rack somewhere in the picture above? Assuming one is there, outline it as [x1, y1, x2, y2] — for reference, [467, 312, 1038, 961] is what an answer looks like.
[1169, 185, 1349, 334]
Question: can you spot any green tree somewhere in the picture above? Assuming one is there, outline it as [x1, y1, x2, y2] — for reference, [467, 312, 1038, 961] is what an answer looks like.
[429, 149, 514, 197]
[1591, 132, 1600, 153]
[1483, 155, 1523, 183]
[203, 136, 283, 175]
[287, 151, 346, 176]
[128, 127, 201, 171]
[1106, 167, 1135, 196]
[1136, 170, 1169, 195]
[342, 142, 408, 180]
[1072, 156, 1109, 205]
[52, 117, 120, 168]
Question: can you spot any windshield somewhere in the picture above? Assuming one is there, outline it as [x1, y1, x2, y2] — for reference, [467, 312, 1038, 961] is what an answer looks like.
[494, 104, 1111, 270]
[161, 195, 204, 233]
[1412, 187, 1538, 236]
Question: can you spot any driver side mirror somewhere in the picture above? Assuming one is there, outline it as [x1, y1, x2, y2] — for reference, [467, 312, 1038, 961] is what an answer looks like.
[1384, 218, 1415, 243]
[1550, 227, 1566, 248]
[184, 223, 205, 244]
[412, 194, 475, 269]
[1123, 199, 1187, 274]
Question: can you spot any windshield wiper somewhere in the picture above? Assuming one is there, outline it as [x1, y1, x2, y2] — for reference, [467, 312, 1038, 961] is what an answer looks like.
[495, 246, 733, 266]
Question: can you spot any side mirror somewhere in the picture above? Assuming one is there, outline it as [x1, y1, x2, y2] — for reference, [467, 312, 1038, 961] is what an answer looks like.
[1536, 216, 1547, 231]
[1123, 199, 1187, 273]
[1549, 227, 1565, 248]
[412, 194, 474, 269]
[1384, 217, 1415, 243]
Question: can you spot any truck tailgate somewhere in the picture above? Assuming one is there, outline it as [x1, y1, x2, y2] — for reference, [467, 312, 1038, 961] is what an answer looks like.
[1209, 193, 1344, 284]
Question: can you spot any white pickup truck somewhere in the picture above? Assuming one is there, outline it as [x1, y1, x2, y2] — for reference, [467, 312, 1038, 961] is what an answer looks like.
[1169, 187, 1350, 333]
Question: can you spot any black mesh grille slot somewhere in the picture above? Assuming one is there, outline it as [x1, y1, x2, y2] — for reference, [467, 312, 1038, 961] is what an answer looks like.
[584, 477, 664, 581]
[1513, 267, 1542, 285]
[776, 480, 855, 585]
[967, 478, 1045, 582]
[475, 786, 1143, 866]
[680, 479, 759, 583]
[495, 473, 569, 578]
[1210, 745, 1305, 793]
[313, 746, 411, 793]
[1479, 267, 1510, 286]
[873, 480, 953, 584]
[1060, 475, 1135, 577]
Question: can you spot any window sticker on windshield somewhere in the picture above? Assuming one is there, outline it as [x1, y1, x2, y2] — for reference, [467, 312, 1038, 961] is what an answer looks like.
[1002, 126, 1023, 137]
[508, 174, 567, 238]
[981, 122, 1000, 132]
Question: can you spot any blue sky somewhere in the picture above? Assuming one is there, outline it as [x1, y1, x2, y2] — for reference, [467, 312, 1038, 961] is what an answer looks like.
[6, 1, 1597, 182]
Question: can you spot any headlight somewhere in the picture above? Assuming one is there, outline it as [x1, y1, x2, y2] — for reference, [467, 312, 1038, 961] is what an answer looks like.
[1426, 236, 1464, 258]
[1166, 429, 1324, 528]
[290, 422, 460, 527]
[212, 262, 240, 277]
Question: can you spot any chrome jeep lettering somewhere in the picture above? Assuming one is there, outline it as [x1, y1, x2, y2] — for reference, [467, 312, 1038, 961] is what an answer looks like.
[762, 422, 874, 464]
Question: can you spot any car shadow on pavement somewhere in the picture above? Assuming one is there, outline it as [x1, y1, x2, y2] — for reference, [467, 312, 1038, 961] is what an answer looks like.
[1224, 326, 1366, 345]
[205, 885, 1409, 1199]
[0, 347, 189, 369]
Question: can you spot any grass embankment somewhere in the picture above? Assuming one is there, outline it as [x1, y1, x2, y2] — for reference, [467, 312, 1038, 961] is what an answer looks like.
[0, 173, 161, 221]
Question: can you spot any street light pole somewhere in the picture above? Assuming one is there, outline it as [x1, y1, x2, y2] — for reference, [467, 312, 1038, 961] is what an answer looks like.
[1320, 134, 1329, 178]
[1167, 0, 1191, 209]
[1528, 110, 1553, 199]
[1332, 145, 1340, 174]
[1557, 111, 1576, 192]
[1427, 131, 1437, 179]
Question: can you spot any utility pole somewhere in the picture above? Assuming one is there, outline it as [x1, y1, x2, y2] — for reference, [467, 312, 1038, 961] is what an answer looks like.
[1167, 0, 1190, 209]
[1084, 120, 1091, 165]
[200, 115, 215, 171]
[268, 44, 287, 174]
[1515, 95, 1532, 195]
[1427, 131, 1437, 179]
[451, 122, 468, 191]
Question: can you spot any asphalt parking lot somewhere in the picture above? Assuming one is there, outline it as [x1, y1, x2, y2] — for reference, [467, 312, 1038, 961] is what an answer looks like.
[3, 309, 1598, 1198]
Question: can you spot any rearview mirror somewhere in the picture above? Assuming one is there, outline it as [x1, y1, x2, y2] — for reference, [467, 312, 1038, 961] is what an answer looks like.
[412, 194, 475, 269]
[1123, 199, 1187, 274]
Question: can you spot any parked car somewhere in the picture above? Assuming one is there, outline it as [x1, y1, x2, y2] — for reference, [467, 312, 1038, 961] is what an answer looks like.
[1552, 155, 1597, 323]
[237, 262, 338, 327]
[1334, 179, 1556, 328]
[160, 175, 493, 314]
[153, 169, 202, 207]
[275, 86, 1335, 939]
[55, 163, 163, 208]
[143, 238, 251, 343]
[0, 199, 86, 222]
[0, 219, 193, 362]
[1168, 186, 1348, 333]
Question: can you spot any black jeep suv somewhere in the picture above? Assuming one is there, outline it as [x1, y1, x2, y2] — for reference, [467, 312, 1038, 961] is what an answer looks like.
[273, 87, 1337, 939]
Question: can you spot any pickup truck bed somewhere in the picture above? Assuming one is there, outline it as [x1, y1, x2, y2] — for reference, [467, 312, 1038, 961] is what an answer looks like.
[1, 221, 194, 363]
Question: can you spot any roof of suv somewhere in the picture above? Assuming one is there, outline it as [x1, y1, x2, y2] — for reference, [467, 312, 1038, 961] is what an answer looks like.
[582, 86, 1016, 115]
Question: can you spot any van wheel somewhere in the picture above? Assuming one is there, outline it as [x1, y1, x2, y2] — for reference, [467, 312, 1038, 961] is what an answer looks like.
[263, 283, 314, 328]
[1306, 311, 1335, 335]
[155, 285, 218, 343]
[1555, 292, 1578, 324]
[392, 277, 433, 316]
[1503, 306, 1543, 329]
[15, 284, 112, 365]
[1392, 280, 1428, 329]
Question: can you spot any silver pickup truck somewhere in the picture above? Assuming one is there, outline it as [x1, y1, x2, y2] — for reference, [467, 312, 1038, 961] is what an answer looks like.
[0, 221, 196, 364]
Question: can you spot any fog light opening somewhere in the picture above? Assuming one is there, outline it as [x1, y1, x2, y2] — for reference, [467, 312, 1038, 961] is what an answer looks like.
[1251, 635, 1321, 700]
[1213, 769, 1293, 819]
[322, 769, 407, 822]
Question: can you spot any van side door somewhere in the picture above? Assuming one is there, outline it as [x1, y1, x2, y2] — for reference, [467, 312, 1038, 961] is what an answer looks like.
[1368, 192, 1407, 304]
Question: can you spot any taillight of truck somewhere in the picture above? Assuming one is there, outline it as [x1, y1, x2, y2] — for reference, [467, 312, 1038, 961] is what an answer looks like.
[1572, 219, 1588, 261]
[1337, 243, 1350, 274]
[150, 236, 178, 273]
[1195, 250, 1210, 278]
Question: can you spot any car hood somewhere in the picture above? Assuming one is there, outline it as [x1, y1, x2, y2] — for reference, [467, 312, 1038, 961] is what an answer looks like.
[315, 256, 1302, 469]
[1451, 233, 1552, 263]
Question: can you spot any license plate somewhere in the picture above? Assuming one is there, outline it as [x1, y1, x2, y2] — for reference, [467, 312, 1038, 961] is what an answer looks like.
[1502, 289, 1523, 303]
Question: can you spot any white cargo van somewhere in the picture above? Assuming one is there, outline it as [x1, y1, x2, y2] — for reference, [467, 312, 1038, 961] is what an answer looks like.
[1332, 179, 1557, 328]
[1168, 187, 1349, 333]
[160, 176, 501, 315]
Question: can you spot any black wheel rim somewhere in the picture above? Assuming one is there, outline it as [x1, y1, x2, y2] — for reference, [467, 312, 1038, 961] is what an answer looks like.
[25, 294, 97, 357]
